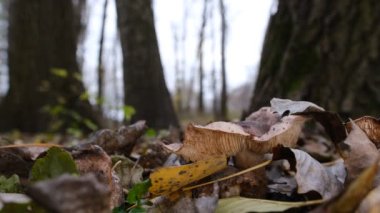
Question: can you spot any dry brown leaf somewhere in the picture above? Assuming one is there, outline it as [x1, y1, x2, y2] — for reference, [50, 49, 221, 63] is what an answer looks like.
[343, 120, 380, 185]
[294, 111, 347, 145]
[69, 144, 123, 208]
[0, 144, 59, 178]
[346, 116, 380, 148]
[164, 99, 329, 161]
[242, 107, 281, 136]
[87, 120, 147, 155]
[272, 146, 343, 199]
[358, 185, 380, 213]
[26, 174, 111, 213]
[316, 158, 380, 213]
[165, 115, 307, 162]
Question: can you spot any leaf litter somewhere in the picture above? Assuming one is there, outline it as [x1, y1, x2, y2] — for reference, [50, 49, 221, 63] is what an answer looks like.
[0, 98, 379, 212]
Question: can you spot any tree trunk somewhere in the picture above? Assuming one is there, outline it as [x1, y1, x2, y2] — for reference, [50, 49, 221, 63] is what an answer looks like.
[97, 0, 108, 111]
[218, 0, 228, 120]
[173, 26, 183, 113]
[249, 0, 380, 118]
[0, 0, 102, 132]
[197, 0, 209, 114]
[116, 0, 179, 129]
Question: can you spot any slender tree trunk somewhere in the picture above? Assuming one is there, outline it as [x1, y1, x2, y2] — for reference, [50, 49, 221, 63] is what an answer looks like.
[249, 0, 380, 118]
[116, 0, 179, 129]
[219, 0, 228, 120]
[173, 25, 183, 113]
[0, 0, 102, 132]
[197, 0, 209, 114]
[209, 0, 218, 119]
[97, 0, 108, 111]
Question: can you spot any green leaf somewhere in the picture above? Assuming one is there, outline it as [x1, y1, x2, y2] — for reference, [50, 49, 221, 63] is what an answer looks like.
[30, 147, 78, 182]
[129, 207, 146, 213]
[145, 128, 156, 137]
[66, 127, 83, 138]
[123, 105, 136, 121]
[73, 72, 83, 81]
[127, 179, 151, 205]
[112, 206, 126, 213]
[79, 91, 90, 101]
[83, 118, 98, 131]
[51, 68, 68, 78]
[216, 197, 324, 213]
[0, 175, 21, 193]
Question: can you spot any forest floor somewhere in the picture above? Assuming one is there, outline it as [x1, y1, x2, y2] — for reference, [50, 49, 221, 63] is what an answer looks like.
[0, 98, 380, 212]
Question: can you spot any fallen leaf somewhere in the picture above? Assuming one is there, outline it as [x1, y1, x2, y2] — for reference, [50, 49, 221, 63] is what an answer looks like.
[271, 146, 343, 199]
[70, 144, 123, 209]
[358, 185, 380, 213]
[294, 111, 347, 145]
[87, 120, 147, 155]
[270, 98, 325, 115]
[0, 193, 31, 212]
[297, 121, 339, 162]
[194, 183, 219, 213]
[127, 179, 151, 206]
[111, 155, 143, 188]
[317, 158, 380, 213]
[26, 174, 111, 213]
[343, 120, 380, 184]
[216, 197, 323, 213]
[165, 114, 307, 162]
[149, 156, 226, 196]
[240, 107, 281, 136]
[346, 116, 380, 148]
[322, 159, 346, 185]
[0, 144, 59, 178]
[0, 175, 21, 193]
[30, 147, 78, 182]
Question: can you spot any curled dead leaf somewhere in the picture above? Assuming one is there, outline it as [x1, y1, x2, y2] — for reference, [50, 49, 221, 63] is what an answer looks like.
[319, 158, 380, 213]
[343, 120, 380, 185]
[69, 144, 123, 208]
[358, 185, 380, 213]
[271, 146, 344, 199]
[165, 115, 307, 162]
[87, 120, 147, 155]
[346, 116, 380, 148]
[270, 98, 325, 115]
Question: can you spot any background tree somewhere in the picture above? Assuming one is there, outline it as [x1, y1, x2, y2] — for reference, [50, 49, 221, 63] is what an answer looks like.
[0, 0, 102, 132]
[249, 0, 380, 118]
[196, 0, 209, 114]
[97, 0, 109, 111]
[116, 0, 179, 129]
[218, 0, 228, 120]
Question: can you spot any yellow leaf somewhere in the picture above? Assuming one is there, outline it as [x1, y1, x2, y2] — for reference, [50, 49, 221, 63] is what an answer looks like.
[149, 156, 227, 196]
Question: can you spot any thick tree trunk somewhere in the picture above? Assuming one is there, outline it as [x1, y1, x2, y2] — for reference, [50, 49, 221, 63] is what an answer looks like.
[0, 0, 102, 132]
[249, 0, 380, 118]
[116, 0, 179, 129]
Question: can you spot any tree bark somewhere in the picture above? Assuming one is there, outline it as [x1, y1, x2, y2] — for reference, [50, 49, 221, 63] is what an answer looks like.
[196, 0, 209, 114]
[218, 0, 228, 120]
[0, 0, 102, 132]
[116, 0, 179, 129]
[97, 0, 108, 111]
[249, 0, 380, 118]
